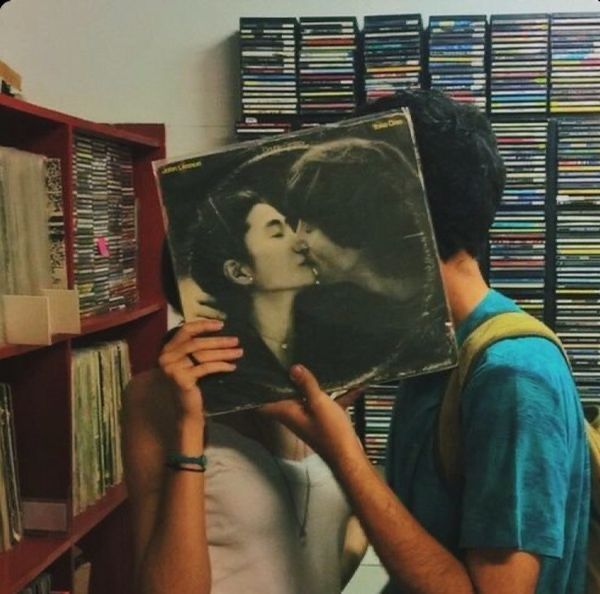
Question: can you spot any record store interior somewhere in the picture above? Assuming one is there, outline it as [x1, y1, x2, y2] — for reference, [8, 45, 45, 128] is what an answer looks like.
[1, 0, 599, 593]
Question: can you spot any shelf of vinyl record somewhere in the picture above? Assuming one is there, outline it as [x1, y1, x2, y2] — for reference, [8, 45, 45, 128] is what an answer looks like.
[16, 557, 90, 594]
[0, 126, 157, 355]
[0, 339, 130, 584]
[0, 148, 80, 350]
[0, 97, 164, 593]
[3, 485, 124, 594]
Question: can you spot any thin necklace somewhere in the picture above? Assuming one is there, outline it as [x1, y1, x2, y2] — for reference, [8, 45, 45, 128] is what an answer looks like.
[260, 333, 290, 351]
[272, 455, 311, 544]
[251, 416, 311, 544]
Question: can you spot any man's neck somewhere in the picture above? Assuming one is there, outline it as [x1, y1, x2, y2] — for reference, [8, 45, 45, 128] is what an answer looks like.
[440, 250, 489, 327]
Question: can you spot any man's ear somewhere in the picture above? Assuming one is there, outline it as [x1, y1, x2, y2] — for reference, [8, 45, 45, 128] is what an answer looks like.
[223, 259, 254, 286]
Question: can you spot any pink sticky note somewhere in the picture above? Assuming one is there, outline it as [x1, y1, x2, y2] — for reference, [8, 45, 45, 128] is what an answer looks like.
[96, 237, 110, 256]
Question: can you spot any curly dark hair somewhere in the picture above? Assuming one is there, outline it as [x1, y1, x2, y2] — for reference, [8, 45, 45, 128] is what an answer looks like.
[357, 89, 505, 261]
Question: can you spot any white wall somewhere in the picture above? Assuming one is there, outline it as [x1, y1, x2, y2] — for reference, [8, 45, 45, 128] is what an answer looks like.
[1, 0, 598, 157]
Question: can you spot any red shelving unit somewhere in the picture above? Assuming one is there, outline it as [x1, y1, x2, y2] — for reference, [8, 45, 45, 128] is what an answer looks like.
[0, 95, 167, 594]
[0, 485, 127, 593]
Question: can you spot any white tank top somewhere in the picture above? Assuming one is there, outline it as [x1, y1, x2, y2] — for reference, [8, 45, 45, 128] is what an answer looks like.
[204, 421, 352, 594]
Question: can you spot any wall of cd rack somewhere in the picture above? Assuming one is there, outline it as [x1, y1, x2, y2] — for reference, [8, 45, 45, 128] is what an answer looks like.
[235, 12, 600, 465]
[0, 95, 167, 593]
[236, 12, 600, 129]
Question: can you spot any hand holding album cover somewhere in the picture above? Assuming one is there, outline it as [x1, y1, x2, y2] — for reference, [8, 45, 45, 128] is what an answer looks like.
[156, 109, 457, 415]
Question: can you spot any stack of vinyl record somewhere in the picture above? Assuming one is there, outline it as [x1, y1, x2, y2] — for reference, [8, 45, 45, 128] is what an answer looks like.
[363, 383, 396, 465]
[550, 13, 600, 114]
[239, 18, 299, 120]
[73, 134, 138, 317]
[0, 146, 56, 343]
[363, 14, 423, 102]
[72, 340, 131, 514]
[235, 120, 293, 141]
[489, 122, 548, 320]
[428, 15, 487, 111]
[490, 14, 549, 115]
[18, 573, 52, 594]
[555, 119, 600, 404]
[298, 16, 359, 123]
[0, 383, 23, 553]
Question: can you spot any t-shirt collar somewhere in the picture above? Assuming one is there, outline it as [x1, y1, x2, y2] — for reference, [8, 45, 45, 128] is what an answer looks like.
[454, 288, 519, 347]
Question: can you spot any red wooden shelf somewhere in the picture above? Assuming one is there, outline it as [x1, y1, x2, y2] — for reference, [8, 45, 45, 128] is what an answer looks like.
[0, 533, 69, 594]
[0, 95, 166, 594]
[0, 335, 71, 361]
[0, 484, 127, 594]
[0, 300, 164, 360]
[80, 301, 164, 336]
[71, 483, 127, 543]
[0, 95, 162, 149]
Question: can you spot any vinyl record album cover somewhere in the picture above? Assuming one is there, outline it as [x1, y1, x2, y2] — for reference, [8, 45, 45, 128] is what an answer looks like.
[156, 109, 457, 414]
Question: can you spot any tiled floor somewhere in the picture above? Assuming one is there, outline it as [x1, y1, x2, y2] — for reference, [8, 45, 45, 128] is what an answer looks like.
[343, 547, 388, 594]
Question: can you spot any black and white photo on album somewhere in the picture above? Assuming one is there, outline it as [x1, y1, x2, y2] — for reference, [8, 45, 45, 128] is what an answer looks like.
[155, 109, 457, 415]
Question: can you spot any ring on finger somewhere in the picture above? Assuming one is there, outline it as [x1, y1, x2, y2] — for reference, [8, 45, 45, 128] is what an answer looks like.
[187, 353, 201, 366]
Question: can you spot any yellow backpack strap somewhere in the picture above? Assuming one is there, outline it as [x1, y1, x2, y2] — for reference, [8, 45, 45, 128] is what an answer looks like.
[436, 311, 569, 486]
[585, 405, 600, 594]
[587, 405, 600, 513]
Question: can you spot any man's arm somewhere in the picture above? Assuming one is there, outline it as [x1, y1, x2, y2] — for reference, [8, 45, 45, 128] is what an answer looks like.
[265, 365, 540, 594]
[466, 549, 540, 594]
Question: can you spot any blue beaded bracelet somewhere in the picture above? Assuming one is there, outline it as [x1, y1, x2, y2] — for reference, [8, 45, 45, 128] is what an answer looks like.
[165, 453, 207, 472]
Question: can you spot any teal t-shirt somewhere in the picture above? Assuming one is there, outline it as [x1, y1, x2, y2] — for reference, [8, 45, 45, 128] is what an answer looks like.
[384, 289, 590, 594]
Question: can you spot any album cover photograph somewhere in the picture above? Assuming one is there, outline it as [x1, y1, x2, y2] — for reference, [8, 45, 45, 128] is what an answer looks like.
[155, 109, 457, 415]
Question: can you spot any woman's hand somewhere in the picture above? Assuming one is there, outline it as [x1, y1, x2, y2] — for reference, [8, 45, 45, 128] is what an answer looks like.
[178, 276, 227, 321]
[158, 319, 243, 423]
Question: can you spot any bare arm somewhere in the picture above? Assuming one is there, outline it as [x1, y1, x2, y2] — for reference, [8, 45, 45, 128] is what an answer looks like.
[466, 549, 540, 594]
[339, 406, 369, 588]
[122, 320, 242, 594]
[265, 365, 540, 594]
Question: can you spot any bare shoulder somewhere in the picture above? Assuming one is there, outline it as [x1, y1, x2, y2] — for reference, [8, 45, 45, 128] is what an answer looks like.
[123, 368, 176, 430]
[124, 368, 170, 406]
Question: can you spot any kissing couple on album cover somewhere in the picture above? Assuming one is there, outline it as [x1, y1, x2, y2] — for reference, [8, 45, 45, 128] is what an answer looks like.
[156, 110, 457, 415]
